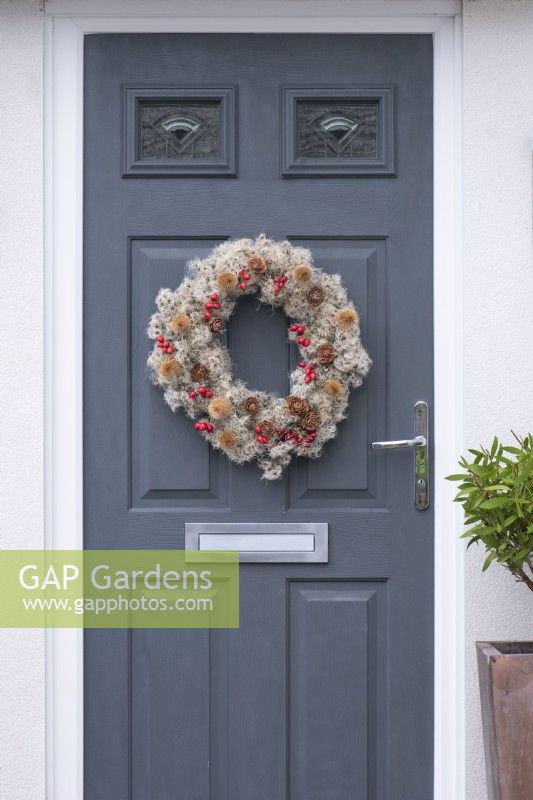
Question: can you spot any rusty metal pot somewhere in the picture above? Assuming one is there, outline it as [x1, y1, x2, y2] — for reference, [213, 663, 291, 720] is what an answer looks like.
[477, 642, 533, 800]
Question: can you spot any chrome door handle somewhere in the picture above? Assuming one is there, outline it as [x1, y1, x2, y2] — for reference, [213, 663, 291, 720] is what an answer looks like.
[370, 401, 430, 510]
[371, 435, 426, 450]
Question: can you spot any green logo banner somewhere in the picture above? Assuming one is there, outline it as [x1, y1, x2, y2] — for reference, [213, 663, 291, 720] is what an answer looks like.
[0, 551, 239, 628]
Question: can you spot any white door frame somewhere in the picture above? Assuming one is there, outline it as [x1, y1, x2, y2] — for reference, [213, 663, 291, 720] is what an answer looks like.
[44, 3, 464, 799]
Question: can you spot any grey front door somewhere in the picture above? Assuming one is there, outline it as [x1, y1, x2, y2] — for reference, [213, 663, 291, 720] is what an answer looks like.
[84, 34, 433, 800]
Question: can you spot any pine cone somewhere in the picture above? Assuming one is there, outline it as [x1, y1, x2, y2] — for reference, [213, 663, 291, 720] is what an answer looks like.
[243, 396, 261, 416]
[190, 363, 209, 383]
[208, 317, 225, 334]
[259, 419, 277, 438]
[286, 395, 309, 416]
[316, 343, 336, 365]
[306, 285, 325, 307]
[247, 255, 267, 276]
[301, 409, 321, 431]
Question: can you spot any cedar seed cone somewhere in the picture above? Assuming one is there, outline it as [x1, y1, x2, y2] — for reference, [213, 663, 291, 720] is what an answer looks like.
[170, 313, 191, 334]
[247, 255, 268, 276]
[306, 285, 325, 307]
[316, 343, 336, 365]
[286, 395, 309, 416]
[301, 409, 321, 431]
[208, 317, 225, 334]
[217, 271, 238, 291]
[259, 419, 277, 438]
[243, 396, 261, 416]
[158, 357, 182, 382]
[190, 363, 209, 382]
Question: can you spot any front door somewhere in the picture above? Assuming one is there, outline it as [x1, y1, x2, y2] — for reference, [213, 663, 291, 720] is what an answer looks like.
[84, 34, 433, 800]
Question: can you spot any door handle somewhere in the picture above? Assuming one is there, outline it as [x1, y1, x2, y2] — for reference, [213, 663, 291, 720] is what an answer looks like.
[371, 435, 426, 450]
[370, 401, 429, 510]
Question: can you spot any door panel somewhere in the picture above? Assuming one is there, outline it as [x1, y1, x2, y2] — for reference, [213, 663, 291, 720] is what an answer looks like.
[84, 33, 433, 800]
[289, 582, 386, 800]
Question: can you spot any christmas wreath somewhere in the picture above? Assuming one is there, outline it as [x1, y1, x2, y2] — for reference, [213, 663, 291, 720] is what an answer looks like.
[147, 234, 371, 480]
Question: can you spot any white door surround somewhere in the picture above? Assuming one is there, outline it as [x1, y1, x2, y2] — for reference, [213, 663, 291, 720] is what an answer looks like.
[43, 3, 464, 799]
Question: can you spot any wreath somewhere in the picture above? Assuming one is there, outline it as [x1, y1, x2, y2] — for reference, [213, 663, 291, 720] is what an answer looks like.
[147, 234, 371, 480]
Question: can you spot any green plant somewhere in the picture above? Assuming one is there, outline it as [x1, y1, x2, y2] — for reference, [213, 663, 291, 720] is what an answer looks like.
[447, 433, 533, 591]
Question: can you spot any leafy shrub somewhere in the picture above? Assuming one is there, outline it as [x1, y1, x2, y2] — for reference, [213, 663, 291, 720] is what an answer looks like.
[447, 433, 533, 591]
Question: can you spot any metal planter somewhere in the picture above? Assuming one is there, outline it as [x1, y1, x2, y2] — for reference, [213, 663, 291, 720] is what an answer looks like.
[477, 642, 533, 800]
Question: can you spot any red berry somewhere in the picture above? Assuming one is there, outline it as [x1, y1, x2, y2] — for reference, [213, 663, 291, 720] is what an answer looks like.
[205, 302, 213, 309]
[274, 286, 281, 294]
[255, 425, 262, 433]
[303, 338, 310, 347]
[198, 386, 206, 395]
[189, 390, 197, 398]
[206, 423, 214, 433]
[297, 325, 305, 334]
[256, 435, 263, 443]
[299, 361, 306, 368]
[205, 311, 212, 320]
[240, 282, 247, 290]
[212, 302, 221, 309]
[210, 293, 218, 301]
[304, 376, 311, 384]
[290, 324, 299, 332]
[157, 335, 164, 342]
[274, 275, 280, 282]
[297, 337, 305, 345]
[243, 273, 251, 281]
[309, 363, 316, 369]
[310, 372, 317, 380]
[205, 389, 213, 398]
[166, 346, 174, 353]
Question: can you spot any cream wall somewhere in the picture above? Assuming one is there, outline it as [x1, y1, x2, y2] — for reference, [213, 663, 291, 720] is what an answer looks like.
[0, 1, 45, 799]
[0, 2, 532, 799]
[463, 1, 533, 799]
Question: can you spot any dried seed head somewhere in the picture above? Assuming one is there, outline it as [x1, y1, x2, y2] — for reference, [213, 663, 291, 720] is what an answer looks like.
[217, 271, 238, 291]
[158, 357, 182, 382]
[324, 379, 345, 398]
[218, 430, 237, 449]
[170, 313, 191, 334]
[291, 265, 313, 283]
[208, 397, 232, 420]
[337, 308, 359, 329]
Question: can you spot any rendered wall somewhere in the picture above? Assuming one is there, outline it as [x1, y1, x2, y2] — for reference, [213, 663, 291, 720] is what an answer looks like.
[463, 1, 533, 799]
[0, 1, 45, 799]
